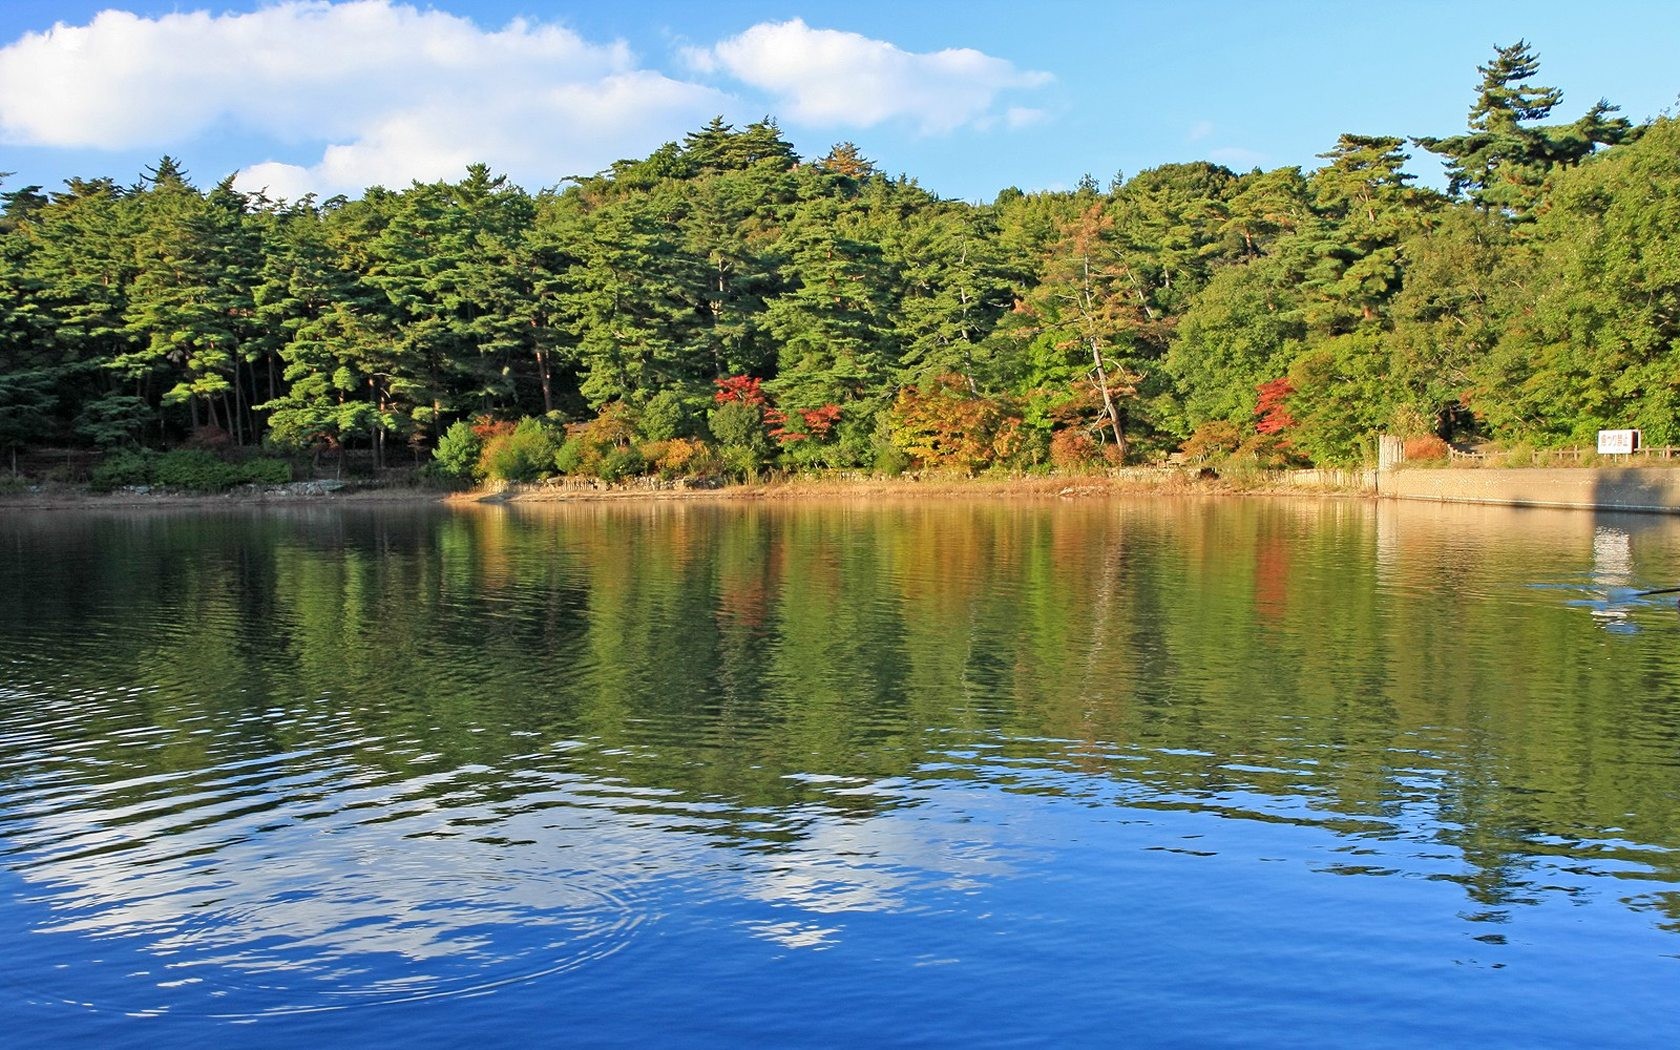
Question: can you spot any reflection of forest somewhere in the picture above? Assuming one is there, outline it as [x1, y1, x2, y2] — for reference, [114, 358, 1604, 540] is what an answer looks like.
[2, 499, 1678, 924]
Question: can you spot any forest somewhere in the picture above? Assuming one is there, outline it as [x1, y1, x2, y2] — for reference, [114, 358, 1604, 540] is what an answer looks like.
[0, 42, 1674, 485]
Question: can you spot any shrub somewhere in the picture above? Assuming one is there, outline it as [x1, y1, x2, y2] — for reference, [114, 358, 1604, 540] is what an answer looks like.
[1233, 433, 1307, 470]
[152, 449, 243, 491]
[1179, 421, 1243, 464]
[643, 437, 719, 480]
[597, 446, 647, 482]
[239, 458, 292, 485]
[89, 449, 289, 492]
[479, 418, 558, 482]
[432, 420, 483, 480]
[90, 449, 157, 491]
[1496, 443, 1535, 468]
[1403, 435, 1451, 461]
[553, 404, 652, 480]
[554, 434, 590, 475]
[707, 400, 771, 479]
[1049, 428, 1101, 471]
[640, 388, 704, 442]
[874, 444, 911, 477]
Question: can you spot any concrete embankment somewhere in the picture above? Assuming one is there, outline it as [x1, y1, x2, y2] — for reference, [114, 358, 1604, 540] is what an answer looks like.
[1377, 467, 1680, 514]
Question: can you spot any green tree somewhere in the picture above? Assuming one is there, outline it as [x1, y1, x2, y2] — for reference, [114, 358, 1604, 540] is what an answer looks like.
[761, 198, 899, 464]
[560, 194, 709, 409]
[890, 201, 1015, 393]
[1479, 118, 1680, 444]
[115, 164, 269, 444]
[1164, 251, 1307, 430]
[1417, 41, 1633, 220]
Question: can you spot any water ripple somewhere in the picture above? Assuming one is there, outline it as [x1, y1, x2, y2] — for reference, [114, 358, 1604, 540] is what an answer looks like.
[1, 729, 650, 1019]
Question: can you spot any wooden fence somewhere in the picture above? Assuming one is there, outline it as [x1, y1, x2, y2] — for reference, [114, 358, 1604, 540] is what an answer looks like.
[1447, 446, 1680, 465]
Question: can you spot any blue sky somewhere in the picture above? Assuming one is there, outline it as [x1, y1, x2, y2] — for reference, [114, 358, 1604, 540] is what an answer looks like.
[2, 1, 1677, 202]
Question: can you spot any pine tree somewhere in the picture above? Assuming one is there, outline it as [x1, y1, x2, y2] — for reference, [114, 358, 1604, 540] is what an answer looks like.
[1416, 41, 1633, 219]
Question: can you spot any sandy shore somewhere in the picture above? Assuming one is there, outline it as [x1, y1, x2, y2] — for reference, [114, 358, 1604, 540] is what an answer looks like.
[447, 470, 1332, 505]
[1, 469, 1366, 512]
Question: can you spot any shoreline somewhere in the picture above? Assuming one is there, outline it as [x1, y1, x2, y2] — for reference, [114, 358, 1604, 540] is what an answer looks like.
[0, 471, 1334, 512]
[444, 471, 1350, 506]
[9, 467, 1680, 515]
[0, 483, 452, 512]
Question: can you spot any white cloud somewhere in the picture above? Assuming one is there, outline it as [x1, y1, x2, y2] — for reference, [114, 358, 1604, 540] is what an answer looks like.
[1208, 146, 1268, 168]
[1005, 106, 1048, 130]
[1187, 120, 1215, 142]
[690, 19, 1051, 135]
[0, 1, 728, 197]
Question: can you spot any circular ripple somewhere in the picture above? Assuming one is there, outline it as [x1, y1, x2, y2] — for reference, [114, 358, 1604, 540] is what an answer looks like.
[3, 754, 650, 1019]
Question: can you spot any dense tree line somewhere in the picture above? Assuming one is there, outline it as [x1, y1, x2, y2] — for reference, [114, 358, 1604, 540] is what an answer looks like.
[1, 43, 1672, 478]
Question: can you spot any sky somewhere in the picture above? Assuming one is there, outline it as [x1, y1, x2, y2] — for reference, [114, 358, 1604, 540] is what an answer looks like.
[1, 0, 1677, 203]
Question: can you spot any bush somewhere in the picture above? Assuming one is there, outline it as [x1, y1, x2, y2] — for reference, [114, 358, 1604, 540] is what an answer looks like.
[553, 434, 590, 475]
[152, 449, 246, 491]
[1233, 433, 1308, 470]
[873, 444, 911, 477]
[479, 418, 558, 482]
[1403, 435, 1451, 461]
[708, 400, 770, 479]
[432, 420, 483, 480]
[640, 388, 703, 442]
[1179, 421, 1243, 464]
[1496, 443, 1535, 468]
[597, 446, 647, 482]
[92, 449, 291, 492]
[552, 404, 652, 481]
[90, 449, 156, 491]
[240, 458, 292, 485]
[642, 437, 719, 480]
[886, 378, 1025, 474]
[1049, 428, 1101, 471]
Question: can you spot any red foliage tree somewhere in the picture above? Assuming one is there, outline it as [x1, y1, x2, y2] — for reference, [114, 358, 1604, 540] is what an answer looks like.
[714, 375, 767, 406]
[799, 405, 841, 439]
[763, 405, 799, 443]
[1254, 378, 1296, 436]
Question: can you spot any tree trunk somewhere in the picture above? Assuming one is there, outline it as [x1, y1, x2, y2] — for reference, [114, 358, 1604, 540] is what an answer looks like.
[1078, 254, 1127, 462]
[1089, 338, 1127, 462]
[226, 386, 243, 447]
[230, 356, 244, 446]
[536, 347, 553, 415]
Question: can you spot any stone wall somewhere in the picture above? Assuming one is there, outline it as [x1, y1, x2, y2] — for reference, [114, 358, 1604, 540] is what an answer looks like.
[1377, 467, 1680, 514]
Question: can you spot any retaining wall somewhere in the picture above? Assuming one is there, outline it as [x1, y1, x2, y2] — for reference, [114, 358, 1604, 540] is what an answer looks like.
[1377, 467, 1680, 514]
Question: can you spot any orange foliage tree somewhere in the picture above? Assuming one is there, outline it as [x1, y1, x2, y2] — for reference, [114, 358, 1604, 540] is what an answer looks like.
[888, 374, 1025, 473]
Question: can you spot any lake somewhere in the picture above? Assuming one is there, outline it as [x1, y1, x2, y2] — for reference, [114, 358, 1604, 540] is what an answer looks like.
[2, 496, 1678, 1047]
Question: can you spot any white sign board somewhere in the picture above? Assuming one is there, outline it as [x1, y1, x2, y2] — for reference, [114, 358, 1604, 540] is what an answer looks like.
[1597, 429, 1641, 455]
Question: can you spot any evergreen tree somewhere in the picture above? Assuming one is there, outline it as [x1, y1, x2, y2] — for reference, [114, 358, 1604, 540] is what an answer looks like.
[561, 195, 709, 409]
[1417, 41, 1633, 220]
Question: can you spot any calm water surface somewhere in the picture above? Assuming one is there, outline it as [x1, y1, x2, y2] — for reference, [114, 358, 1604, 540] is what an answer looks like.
[2, 497, 1678, 1047]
